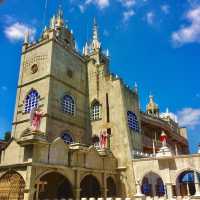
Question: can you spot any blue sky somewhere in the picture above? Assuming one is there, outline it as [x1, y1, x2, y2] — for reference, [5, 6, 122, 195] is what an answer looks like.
[0, 0, 200, 153]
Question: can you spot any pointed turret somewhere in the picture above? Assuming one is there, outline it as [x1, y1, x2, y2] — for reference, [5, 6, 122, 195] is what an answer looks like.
[133, 82, 138, 94]
[91, 18, 101, 51]
[55, 5, 64, 28]
[146, 95, 159, 117]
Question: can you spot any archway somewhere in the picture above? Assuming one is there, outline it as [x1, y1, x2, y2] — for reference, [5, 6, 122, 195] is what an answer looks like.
[107, 177, 117, 197]
[177, 170, 200, 196]
[0, 170, 25, 200]
[141, 172, 165, 197]
[80, 175, 101, 198]
[34, 172, 73, 200]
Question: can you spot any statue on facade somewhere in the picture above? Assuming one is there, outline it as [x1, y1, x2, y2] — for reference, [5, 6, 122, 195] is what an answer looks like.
[30, 108, 43, 132]
[160, 131, 167, 147]
[99, 130, 108, 149]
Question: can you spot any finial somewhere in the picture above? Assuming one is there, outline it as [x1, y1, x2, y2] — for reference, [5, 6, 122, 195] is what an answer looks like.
[50, 15, 56, 29]
[106, 49, 109, 57]
[134, 82, 138, 93]
[93, 17, 98, 41]
[83, 42, 89, 55]
[24, 30, 29, 44]
[91, 17, 101, 51]
[57, 5, 64, 18]
[55, 5, 64, 27]
[149, 94, 154, 103]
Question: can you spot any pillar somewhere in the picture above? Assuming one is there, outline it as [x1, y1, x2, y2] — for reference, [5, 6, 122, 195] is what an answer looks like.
[74, 170, 81, 200]
[176, 182, 181, 197]
[192, 171, 200, 199]
[102, 172, 107, 198]
[165, 183, 173, 199]
[134, 180, 145, 200]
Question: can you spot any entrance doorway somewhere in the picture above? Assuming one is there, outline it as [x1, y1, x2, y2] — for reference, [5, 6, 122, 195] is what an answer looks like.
[34, 172, 73, 200]
[80, 175, 101, 198]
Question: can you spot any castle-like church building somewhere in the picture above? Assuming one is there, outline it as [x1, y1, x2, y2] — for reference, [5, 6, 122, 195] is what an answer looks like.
[0, 8, 200, 200]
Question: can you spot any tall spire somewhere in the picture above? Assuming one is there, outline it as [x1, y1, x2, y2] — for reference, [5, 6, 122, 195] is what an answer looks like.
[93, 18, 98, 41]
[92, 17, 101, 51]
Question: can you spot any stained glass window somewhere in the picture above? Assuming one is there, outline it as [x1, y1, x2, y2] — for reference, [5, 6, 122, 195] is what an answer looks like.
[127, 111, 139, 132]
[62, 95, 75, 115]
[24, 89, 39, 113]
[61, 132, 73, 144]
[91, 101, 101, 120]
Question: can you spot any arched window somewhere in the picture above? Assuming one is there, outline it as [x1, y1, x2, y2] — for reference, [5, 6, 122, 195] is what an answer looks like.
[127, 111, 139, 132]
[61, 132, 73, 144]
[24, 89, 39, 113]
[62, 95, 75, 115]
[91, 101, 101, 121]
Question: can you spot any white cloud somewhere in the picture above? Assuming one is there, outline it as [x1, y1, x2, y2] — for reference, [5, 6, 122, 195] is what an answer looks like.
[123, 9, 135, 22]
[161, 4, 170, 14]
[146, 11, 155, 25]
[85, 0, 109, 9]
[177, 108, 200, 129]
[4, 22, 36, 42]
[79, 4, 85, 13]
[172, 6, 200, 46]
[120, 0, 136, 8]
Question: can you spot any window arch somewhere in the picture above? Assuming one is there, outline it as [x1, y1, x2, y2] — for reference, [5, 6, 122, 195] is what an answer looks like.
[91, 100, 101, 121]
[61, 132, 74, 144]
[62, 95, 75, 115]
[24, 89, 39, 113]
[127, 111, 139, 132]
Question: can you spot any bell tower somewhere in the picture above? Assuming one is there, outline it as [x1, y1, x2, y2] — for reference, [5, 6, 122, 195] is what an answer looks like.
[12, 8, 89, 144]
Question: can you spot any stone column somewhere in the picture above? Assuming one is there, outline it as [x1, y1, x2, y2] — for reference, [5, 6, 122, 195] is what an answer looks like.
[134, 180, 145, 200]
[102, 172, 107, 198]
[176, 182, 181, 197]
[192, 171, 200, 199]
[152, 184, 156, 197]
[74, 170, 81, 200]
[165, 183, 173, 199]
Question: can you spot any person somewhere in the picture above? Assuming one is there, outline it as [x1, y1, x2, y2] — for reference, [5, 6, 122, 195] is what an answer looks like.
[30, 108, 43, 131]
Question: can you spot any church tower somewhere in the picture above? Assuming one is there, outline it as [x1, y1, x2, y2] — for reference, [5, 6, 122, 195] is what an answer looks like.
[12, 8, 90, 144]
[84, 19, 142, 197]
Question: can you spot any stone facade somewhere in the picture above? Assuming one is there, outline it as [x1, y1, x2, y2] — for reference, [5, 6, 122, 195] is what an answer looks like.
[0, 8, 199, 200]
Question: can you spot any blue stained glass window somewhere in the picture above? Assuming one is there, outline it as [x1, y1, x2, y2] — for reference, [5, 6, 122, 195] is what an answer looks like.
[24, 89, 39, 113]
[62, 95, 75, 115]
[61, 133, 73, 144]
[127, 111, 139, 132]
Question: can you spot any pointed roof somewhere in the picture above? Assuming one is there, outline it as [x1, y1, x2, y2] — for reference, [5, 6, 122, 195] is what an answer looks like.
[146, 95, 159, 113]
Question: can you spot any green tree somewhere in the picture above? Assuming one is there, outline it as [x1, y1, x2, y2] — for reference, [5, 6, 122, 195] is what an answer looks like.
[4, 131, 11, 142]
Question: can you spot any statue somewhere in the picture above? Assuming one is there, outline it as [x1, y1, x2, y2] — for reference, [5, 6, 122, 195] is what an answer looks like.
[30, 108, 43, 132]
[99, 130, 108, 149]
[160, 131, 167, 147]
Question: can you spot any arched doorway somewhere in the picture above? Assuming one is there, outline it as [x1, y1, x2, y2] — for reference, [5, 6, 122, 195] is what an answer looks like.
[34, 172, 73, 200]
[177, 170, 200, 196]
[107, 177, 117, 197]
[141, 172, 165, 197]
[0, 171, 25, 200]
[80, 175, 101, 198]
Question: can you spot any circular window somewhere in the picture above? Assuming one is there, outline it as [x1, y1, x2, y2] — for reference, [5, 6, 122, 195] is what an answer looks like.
[31, 64, 38, 74]
[61, 133, 73, 144]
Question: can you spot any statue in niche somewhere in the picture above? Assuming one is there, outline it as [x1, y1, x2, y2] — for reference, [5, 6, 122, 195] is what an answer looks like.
[30, 107, 43, 132]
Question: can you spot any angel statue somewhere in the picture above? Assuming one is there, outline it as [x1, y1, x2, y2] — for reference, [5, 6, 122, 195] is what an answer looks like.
[30, 107, 43, 132]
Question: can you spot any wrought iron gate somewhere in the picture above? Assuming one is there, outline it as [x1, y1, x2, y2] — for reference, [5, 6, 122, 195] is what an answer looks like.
[0, 171, 25, 200]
